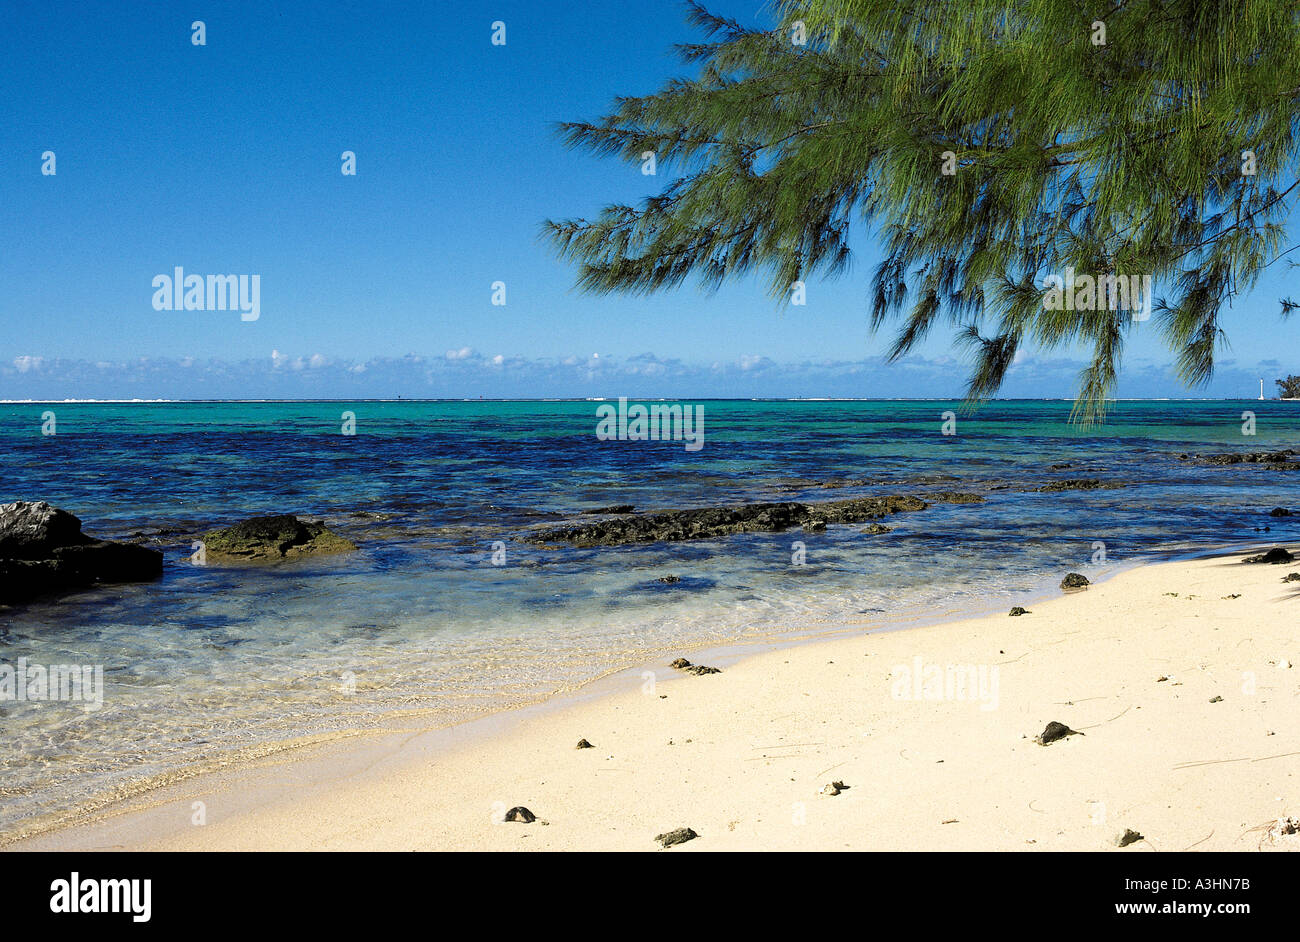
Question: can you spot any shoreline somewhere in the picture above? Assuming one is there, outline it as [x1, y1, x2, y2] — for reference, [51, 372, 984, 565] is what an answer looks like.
[0, 537, 1221, 845]
[7, 543, 1299, 852]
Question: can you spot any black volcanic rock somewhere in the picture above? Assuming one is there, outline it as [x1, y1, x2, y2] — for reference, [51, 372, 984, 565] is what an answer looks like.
[1060, 572, 1091, 590]
[0, 501, 163, 605]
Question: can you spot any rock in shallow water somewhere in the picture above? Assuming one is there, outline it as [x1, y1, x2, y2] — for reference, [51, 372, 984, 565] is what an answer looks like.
[1036, 478, 1124, 492]
[525, 495, 928, 547]
[0, 501, 163, 605]
[199, 515, 356, 562]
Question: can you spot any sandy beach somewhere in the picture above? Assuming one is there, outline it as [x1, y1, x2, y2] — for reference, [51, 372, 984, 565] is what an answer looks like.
[7, 545, 1298, 853]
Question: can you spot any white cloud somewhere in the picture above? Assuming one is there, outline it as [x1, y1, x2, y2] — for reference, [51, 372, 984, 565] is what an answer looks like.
[13, 356, 43, 373]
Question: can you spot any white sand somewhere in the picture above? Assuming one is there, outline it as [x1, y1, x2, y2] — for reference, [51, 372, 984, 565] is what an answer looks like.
[9, 548, 1300, 852]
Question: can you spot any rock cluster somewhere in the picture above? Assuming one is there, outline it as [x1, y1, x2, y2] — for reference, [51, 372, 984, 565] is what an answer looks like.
[525, 495, 929, 547]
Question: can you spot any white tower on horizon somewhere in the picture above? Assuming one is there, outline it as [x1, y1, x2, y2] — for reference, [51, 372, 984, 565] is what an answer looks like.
[1260, 378, 1265, 399]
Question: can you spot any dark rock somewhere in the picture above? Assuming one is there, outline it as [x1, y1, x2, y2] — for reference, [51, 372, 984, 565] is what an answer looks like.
[1209, 696, 1223, 703]
[1183, 450, 1298, 468]
[1037, 479, 1124, 492]
[1269, 507, 1293, 517]
[654, 827, 698, 848]
[1060, 572, 1091, 590]
[524, 495, 928, 547]
[1243, 547, 1294, 564]
[1115, 828, 1143, 848]
[1009, 606, 1030, 616]
[199, 515, 356, 562]
[0, 501, 85, 559]
[1283, 572, 1300, 583]
[504, 806, 536, 823]
[861, 523, 894, 534]
[810, 495, 928, 525]
[584, 505, 634, 514]
[669, 657, 720, 675]
[929, 492, 985, 503]
[575, 739, 594, 749]
[656, 575, 682, 584]
[1036, 721, 1083, 745]
[803, 520, 827, 533]
[0, 501, 163, 605]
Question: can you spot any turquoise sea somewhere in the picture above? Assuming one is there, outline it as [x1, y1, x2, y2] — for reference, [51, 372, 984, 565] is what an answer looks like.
[2, 398, 1298, 839]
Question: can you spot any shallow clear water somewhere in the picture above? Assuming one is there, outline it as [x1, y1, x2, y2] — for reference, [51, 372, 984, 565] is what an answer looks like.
[2, 398, 1299, 837]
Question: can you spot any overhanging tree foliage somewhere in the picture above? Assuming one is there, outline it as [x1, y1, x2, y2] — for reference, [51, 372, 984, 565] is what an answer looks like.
[545, 0, 1300, 421]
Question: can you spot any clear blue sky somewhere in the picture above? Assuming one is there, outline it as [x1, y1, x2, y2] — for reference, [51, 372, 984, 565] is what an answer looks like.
[1, 0, 1296, 399]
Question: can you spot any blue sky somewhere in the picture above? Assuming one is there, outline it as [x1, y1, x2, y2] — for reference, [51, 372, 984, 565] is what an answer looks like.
[1, 0, 1296, 400]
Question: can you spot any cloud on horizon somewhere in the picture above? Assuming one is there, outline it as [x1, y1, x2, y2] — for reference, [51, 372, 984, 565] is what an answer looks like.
[0, 349, 1280, 400]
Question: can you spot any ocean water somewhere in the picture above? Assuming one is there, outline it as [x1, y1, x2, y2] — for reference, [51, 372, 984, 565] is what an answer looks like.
[2, 398, 1299, 839]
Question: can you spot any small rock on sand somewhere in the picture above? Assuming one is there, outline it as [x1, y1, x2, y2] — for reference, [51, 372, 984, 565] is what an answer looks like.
[655, 827, 698, 848]
[1060, 572, 1090, 590]
[504, 806, 536, 823]
[671, 657, 720, 675]
[1114, 828, 1144, 848]
[1036, 721, 1084, 745]
[575, 738, 594, 749]
[1283, 572, 1300, 583]
[1243, 547, 1295, 564]
[1009, 606, 1030, 616]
